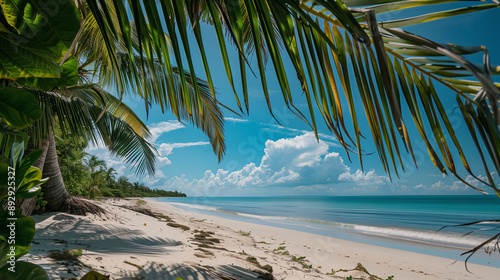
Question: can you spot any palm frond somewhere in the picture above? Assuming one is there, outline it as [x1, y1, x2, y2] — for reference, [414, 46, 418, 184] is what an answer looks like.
[77, 5, 225, 160]
[82, 0, 500, 190]
[27, 86, 158, 177]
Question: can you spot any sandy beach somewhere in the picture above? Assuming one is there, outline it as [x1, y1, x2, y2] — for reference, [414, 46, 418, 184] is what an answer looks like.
[21, 197, 500, 280]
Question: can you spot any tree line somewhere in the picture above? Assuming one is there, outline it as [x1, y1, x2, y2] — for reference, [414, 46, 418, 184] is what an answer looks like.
[56, 135, 186, 199]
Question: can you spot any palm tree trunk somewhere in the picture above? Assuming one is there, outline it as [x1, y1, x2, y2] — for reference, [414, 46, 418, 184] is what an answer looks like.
[41, 129, 70, 211]
[20, 128, 104, 216]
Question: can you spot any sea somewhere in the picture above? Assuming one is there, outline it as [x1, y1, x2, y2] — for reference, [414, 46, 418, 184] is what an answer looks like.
[154, 195, 500, 267]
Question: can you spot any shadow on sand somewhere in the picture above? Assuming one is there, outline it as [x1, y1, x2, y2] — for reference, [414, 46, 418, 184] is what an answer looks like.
[119, 262, 261, 280]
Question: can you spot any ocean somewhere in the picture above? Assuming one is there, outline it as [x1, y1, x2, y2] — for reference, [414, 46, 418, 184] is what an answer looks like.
[155, 195, 500, 267]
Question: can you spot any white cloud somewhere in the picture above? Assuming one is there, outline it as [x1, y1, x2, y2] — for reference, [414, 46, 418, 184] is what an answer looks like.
[158, 141, 210, 156]
[142, 169, 166, 185]
[226, 117, 248, 123]
[339, 169, 387, 185]
[163, 133, 386, 194]
[413, 175, 489, 193]
[149, 121, 185, 143]
[85, 121, 206, 177]
[267, 124, 340, 147]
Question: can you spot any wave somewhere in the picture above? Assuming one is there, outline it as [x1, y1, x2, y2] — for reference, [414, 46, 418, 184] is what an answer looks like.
[235, 212, 290, 221]
[169, 202, 218, 211]
[353, 225, 487, 247]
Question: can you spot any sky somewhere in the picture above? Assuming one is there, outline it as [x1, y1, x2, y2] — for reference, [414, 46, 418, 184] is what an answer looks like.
[88, 3, 500, 197]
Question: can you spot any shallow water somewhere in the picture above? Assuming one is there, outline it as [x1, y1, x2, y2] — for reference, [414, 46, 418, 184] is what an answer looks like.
[155, 195, 500, 267]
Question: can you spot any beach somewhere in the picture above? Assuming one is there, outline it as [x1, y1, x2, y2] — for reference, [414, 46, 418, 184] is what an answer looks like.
[22, 198, 500, 280]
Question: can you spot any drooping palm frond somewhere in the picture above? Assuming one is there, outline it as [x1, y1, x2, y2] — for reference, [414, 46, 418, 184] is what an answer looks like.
[438, 219, 500, 270]
[76, 4, 226, 160]
[83, 0, 500, 191]
[27, 85, 158, 176]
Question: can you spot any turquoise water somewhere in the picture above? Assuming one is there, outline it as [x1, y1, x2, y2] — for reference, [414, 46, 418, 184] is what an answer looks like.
[155, 195, 500, 267]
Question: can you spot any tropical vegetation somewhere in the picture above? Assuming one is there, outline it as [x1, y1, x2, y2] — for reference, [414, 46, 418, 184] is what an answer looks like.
[56, 135, 186, 199]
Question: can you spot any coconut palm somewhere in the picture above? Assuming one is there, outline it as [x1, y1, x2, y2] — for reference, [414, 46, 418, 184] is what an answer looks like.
[17, 66, 224, 213]
[4, 0, 226, 214]
[17, 84, 156, 212]
[83, 155, 106, 174]
[105, 167, 117, 185]
[83, 154, 107, 198]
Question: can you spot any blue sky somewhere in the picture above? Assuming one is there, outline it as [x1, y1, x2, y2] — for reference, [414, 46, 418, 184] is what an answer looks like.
[88, 3, 500, 197]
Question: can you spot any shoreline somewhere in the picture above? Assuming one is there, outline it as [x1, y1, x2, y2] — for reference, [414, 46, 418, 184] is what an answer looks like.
[23, 197, 500, 279]
[159, 197, 500, 267]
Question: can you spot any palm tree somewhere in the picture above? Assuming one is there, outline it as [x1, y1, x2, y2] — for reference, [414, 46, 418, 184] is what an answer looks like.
[116, 176, 131, 189]
[7, 0, 227, 215]
[17, 65, 224, 213]
[105, 167, 117, 186]
[83, 155, 106, 175]
[18, 84, 157, 213]
[82, 0, 500, 194]
[83, 154, 107, 198]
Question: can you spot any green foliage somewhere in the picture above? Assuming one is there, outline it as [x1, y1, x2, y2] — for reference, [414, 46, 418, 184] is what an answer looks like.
[137, 200, 146, 206]
[0, 89, 37, 158]
[110, 189, 125, 198]
[273, 246, 289, 255]
[238, 231, 251, 236]
[0, 88, 42, 130]
[0, 147, 46, 273]
[55, 136, 91, 196]
[79, 271, 109, 280]
[0, 261, 49, 280]
[291, 254, 311, 269]
[0, 209, 35, 266]
[55, 138, 186, 198]
[34, 192, 47, 212]
[0, 0, 80, 91]
[13, 150, 48, 199]
[48, 249, 82, 262]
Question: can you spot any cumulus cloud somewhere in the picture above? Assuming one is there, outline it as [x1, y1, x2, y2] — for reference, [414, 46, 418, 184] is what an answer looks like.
[263, 124, 340, 147]
[142, 169, 166, 185]
[339, 170, 387, 185]
[155, 141, 210, 168]
[85, 121, 208, 177]
[149, 121, 185, 142]
[164, 133, 386, 194]
[413, 174, 489, 193]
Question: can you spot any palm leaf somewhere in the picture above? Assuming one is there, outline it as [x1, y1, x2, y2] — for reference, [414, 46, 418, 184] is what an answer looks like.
[77, 6, 225, 160]
[81, 0, 500, 191]
[27, 86, 158, 177]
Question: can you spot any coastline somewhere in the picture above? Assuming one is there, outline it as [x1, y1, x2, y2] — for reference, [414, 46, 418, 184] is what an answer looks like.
[23, 197, 500, 279]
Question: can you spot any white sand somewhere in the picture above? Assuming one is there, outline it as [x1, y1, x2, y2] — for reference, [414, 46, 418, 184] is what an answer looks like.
[22, 198, 500, 280]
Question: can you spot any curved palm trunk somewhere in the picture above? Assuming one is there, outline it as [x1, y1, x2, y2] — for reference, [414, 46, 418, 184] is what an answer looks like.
[20, 129, 104, 216]
[41, 129, 70, 211]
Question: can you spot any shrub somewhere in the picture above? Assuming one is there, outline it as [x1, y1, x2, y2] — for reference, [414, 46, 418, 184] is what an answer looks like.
[110, 189, 125, 197]
[100, 188, 114, 197]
